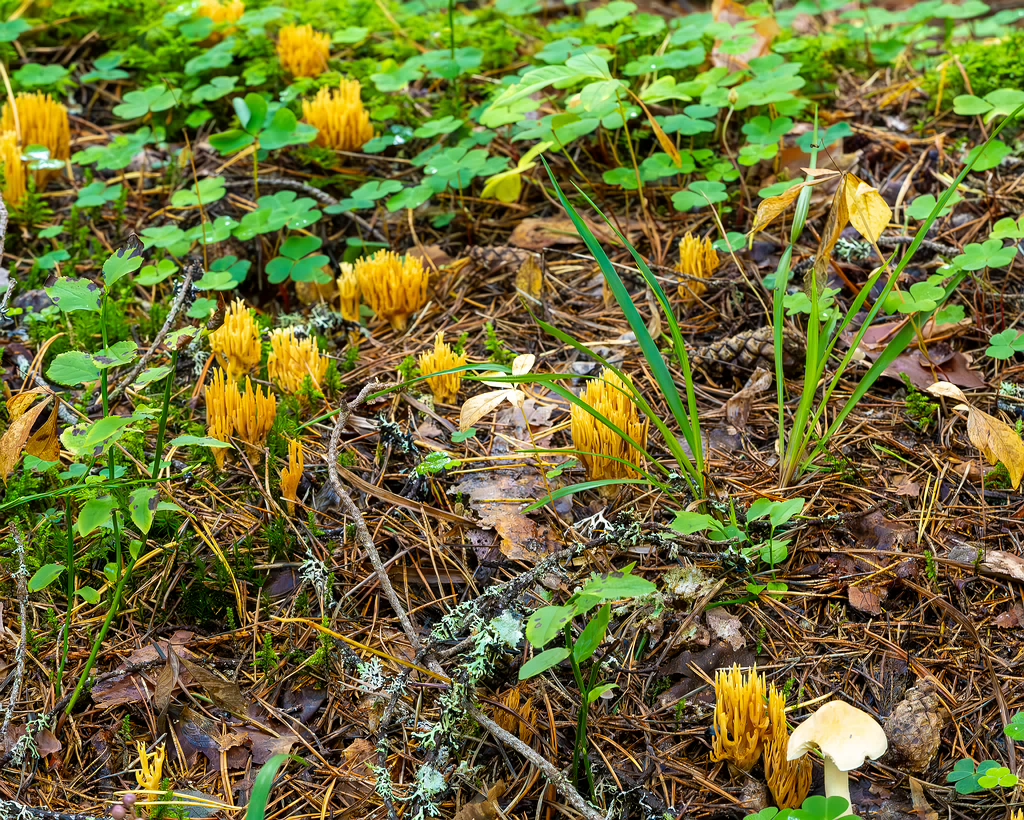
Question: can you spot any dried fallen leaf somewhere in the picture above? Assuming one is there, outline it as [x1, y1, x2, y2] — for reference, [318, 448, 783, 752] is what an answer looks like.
[454, 781, 507, 820]
[0, 392, 52, 482]
[26, 402, 61, 463]
[843, 173, 892, 243]
[981, 550, 1024, 582]
[750, 182, 809, 238]
[964, 406, 1024, 489]
[514, 255, 544, 307]
[811, 174, 850, 287]
[994, 605, 1024, 628]
[907, 777, 939, 820]
[178, 654, 248, 715]
[848, 584, 883, 616]
[726, 367, 772, 431]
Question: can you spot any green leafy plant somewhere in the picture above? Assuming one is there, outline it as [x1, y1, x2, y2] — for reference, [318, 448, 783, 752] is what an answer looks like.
[947, 758, 1018, 794]
[520, 564, 656, 795]
[745, 795, 855, 820]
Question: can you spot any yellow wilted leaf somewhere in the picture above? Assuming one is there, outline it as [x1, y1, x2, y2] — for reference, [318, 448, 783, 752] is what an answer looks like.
[0, 392, 52, 482]
[750, 182, 809, 239]
[965, 406, 1024, 490]
[480, 172, 522, 203]
[26, 403, 61, 464]
[811, 175, 850, 288]
[844, 173, 891, 243]
[638, 99, 682, 168]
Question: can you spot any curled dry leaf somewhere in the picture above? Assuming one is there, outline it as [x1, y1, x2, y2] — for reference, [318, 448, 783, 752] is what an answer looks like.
[843, 172, 892, 243]
[0, 389, 52, 482]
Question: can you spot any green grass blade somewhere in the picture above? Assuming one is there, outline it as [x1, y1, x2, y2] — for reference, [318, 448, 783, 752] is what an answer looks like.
[524, 478, 653, 511]
[541, 159, 700, 480]
[245, 754, 294, 820]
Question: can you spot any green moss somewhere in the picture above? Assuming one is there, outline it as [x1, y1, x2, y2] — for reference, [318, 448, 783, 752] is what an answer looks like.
[926, 31, 1024, 98]
[179, 581, 235, 628]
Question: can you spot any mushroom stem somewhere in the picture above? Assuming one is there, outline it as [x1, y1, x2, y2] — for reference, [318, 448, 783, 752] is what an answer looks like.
[823, 756, 851, 810]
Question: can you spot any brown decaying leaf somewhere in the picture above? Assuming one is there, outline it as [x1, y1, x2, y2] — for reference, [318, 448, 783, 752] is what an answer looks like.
[0, 391, 52, 482]
[454, 781, 507, 820]
[811, 174, 850, 288]
[638, 98, 682, 168]
[726, 366, 772, 431]
[178, 654, 248, 714]
[750, 182, 808, 238]
[26, 402, 61, 462]
[964, 406, 1024, 489]
[514, 256, 544, 306]
[848, 584, 883, 616]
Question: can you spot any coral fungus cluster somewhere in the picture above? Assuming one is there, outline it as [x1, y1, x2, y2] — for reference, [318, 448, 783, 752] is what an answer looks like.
[418, 332, 467, 404]
[268, 328, 330, 394]
[0, 92, 70, 198]
[354, 250, 429, 332]
[209, 299, 262, 383]
[676, 232, 719, 305]
[206, 368, 278, 466]
[277, 24, 331, 78]
[570, 368, 648, 492]
[302, 81, 374, 152]
[197, 0, 245, 26]
[280, 439, 304, 514]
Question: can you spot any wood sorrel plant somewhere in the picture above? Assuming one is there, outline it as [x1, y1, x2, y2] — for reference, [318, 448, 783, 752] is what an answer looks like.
[519, 565, 656, 796]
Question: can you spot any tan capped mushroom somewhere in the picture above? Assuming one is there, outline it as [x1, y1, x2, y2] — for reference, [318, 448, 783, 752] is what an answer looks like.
[787, 700, 888, 812]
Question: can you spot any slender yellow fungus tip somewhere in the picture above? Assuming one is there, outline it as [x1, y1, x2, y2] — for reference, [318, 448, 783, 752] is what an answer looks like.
[0, 93, 70, 186]
[276, 24, 331, 78]
[676, 232, 719, 305]
[0, 131, 26, 206]
[280, 439, 304, 515]
[135, 741, 166, 800]
[711, 664, 769, 772]
[206, 368, 233, 469]
[197, 0, 245, 26]
[302, 81, 374, 152]
[763, 686, 812, 809]
[231, 377, 278, 463]
[209, 299, 262, 383]
[267, 328, 329, 394]
[337, 262, 361, 323]
[418, 331, 467, 404]
[354, 249, 429, 332]
[570, 368, 648, 495]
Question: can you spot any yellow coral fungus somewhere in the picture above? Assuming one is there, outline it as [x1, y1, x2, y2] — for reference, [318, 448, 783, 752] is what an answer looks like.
[0, 131, 26, 206]
[276, 24, 331, 78]
[230, 377, 277, 462]
[205, 368, 234, 469]
[210, 299, 262, 383]
[337, 262, 360, 323]
[418, 331, 467, 404]
[135, 741, 166, 801]
[197, 0, 245, 26]
[0, 93, 70, 186]
[763, 686, 812, 809]
[354, 249, 429, 332]
[676, 232, 719, 305]
[267, 328, 329, 394]
[302, 81, 374, 152]
[711, 664, 770, 771]
[280, 439, 304, 514]
[570, 369, 648, 495]
[494, 686, 536, 744]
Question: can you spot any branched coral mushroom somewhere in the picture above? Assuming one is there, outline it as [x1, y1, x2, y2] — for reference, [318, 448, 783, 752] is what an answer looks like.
[711, 664, 770, 771]
[303, 82, 374, 152]
[676, 232, 719, 305]
[570, 368, 648, 494]
[763, 686, 812, 809]
[197, 0, 245, 26]
[418, 332, 467, 404]
[267, 328, 329, 394]
[206, 368, 234, 469]
[0, 93, 70, 185]
[210, 299, 262, 383]
[337, 262, 360, 323]
[276, 24, 331, 78]
[0, 132, 26, 205]
[280, 439, 304, 514]
[231, 377, 278, 462]
[354, 249, 429, 332]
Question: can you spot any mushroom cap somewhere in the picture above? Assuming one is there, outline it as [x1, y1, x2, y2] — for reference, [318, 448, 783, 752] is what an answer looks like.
[787, 700, 889, 771]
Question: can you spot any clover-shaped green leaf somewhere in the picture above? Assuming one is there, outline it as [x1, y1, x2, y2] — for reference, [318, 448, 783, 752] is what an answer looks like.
[0, 19, 30, 43]
[266, 235, 331, 285]
[986, 329, 1024, 360]
[885, 280, 945, 315]
[741, 115, 793, 145]
[72, 127, 154, 171]
[81, 52, 130, 83]
[954, 238, 1018, 271]
[1005, 711, 1024, 741]
[671, 180, 727, 211]
[966, 140, 1012, 173]
[184, 37, 236, 76]
[413, 116, 464, 139]
[349, 180, 404, 202]
[738, 142, 778, 166]
[171, 176, 226, 208]
[14, 63, 71, 89]
[991, 216, 1024, 241]
[977, 765, 1017, 789]
[113, 84, 178, 119]
[75, 181, 123, 209]
[906, 192, 961, 220]
[259, 106, 318, 151]
[386, 184, 434, 212]
[136, 259, 178, 286]
[191, 75, 238, 103]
